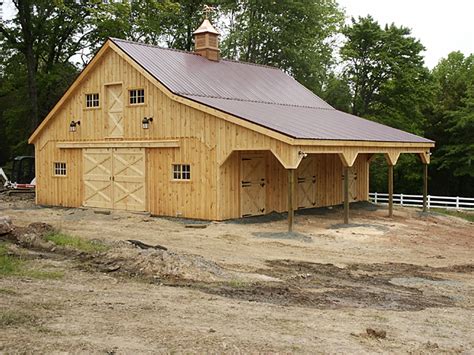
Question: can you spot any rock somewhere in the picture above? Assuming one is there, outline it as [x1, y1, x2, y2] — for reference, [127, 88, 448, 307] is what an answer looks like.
[209, 328, 216, 333]
[0, 216, 13, 235]
[27, 222, 55, 237]
[366, 328, 386, 339]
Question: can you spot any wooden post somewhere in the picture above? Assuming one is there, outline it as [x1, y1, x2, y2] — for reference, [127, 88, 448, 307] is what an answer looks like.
[423, 163, 428, 212]
[288, 169, 295, 232]
[388, 164, 394, 217]
[344, 166, 349, 224]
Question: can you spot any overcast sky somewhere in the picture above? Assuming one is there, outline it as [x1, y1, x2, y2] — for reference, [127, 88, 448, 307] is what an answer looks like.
[338, 0, 474, 68]
[2, 0, 473, 69]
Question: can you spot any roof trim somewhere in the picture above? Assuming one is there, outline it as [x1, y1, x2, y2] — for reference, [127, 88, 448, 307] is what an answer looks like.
[29, 40, 112, 143]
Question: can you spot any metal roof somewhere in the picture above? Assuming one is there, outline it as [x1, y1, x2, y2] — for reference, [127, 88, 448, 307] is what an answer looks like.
[111, 38, 433, 144]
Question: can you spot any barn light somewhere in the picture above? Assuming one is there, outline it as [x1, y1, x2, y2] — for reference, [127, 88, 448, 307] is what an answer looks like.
[298, 150, 308, 158]
[142, 117, 153, 129]
[69, 120, 80, 132]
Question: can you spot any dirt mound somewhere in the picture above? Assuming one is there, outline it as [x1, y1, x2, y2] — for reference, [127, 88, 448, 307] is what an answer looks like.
[87, 242, 234, 282]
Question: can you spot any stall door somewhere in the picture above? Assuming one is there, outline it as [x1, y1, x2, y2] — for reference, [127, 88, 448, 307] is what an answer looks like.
[106, 84, 124, 137]
[83, 148, 145, 211]
[112, 148, 146, 211]
[342, 168, 358, 202]
[297, 156, 317, 209]
[240, 154, 266, 217]
[83, 149, 113, 209]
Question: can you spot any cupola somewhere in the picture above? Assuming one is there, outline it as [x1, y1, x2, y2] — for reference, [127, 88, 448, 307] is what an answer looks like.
[193, 18, 220, 61]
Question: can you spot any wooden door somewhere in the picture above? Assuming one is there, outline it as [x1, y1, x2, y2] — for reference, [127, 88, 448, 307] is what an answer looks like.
[240, 154, 266, 217]
[342, 168, 358, 202]
[112, 148, 146, 211]
[349, 169, 358, 201]
[83, 148, 145, 211]
[83, 149, 113, 208]
[106, 84, 124, 137]
[297, 156, 316, 209]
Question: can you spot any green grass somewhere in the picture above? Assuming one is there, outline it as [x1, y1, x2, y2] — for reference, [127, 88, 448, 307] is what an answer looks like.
[44, 233, 109, 253]
[0, 242, 63, 279]
[433, 209, 474, 222]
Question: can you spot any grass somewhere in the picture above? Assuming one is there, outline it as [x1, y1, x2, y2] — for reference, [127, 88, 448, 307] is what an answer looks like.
[0, 242, 63, 279]
[0, 311, 38, 327]
[44, 233, 109, 253]
[433, 209, 474, 222]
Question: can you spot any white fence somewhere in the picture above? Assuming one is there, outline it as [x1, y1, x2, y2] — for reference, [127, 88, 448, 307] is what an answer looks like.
[369, 192, 474, 211]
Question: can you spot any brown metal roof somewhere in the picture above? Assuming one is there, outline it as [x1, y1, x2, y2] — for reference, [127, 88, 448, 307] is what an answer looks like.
[111, 38, 433, 144]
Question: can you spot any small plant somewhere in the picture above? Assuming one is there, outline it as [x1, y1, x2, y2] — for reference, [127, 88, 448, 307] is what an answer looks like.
[45, 233, 109, 253]
[0, 242, 64, 279]
[0, 311, 38, 327]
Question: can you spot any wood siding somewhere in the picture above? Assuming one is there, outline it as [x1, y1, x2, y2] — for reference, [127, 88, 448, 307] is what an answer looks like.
[32, 45, 382, 220]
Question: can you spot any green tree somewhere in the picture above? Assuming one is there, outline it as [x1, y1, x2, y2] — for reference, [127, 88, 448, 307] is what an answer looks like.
[221, 0, 343, 94]
[427, 52, 474, 196]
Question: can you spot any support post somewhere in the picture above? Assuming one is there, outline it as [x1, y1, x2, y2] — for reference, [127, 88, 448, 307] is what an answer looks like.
[388, 164, 394, 217]
[344, 166, 350, 224]
[288, 169, 295, 232]
[423, 163, 428, 212]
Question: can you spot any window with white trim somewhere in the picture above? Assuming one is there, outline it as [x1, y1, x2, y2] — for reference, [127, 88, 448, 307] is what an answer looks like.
[172, 164, 191, 180]
[129, 88, 145, 105]
[85, 93, 100, 108]
[54, 162, 67, 176]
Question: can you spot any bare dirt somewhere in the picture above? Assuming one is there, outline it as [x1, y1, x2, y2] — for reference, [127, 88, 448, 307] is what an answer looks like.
[1, 194, 473, 353]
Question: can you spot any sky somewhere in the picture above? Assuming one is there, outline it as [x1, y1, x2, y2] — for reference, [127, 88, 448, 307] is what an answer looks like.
[338, 0, 474, 68]
[2, 0, 473, 69]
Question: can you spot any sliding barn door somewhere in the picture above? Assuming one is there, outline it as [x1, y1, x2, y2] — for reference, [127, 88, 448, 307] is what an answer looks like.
[83, 149, 113, 209]
[112, 148, 146, 211]
[83, 148, 146, 211]
[240, 154, 266, 217]
[106, 84, 124, 138]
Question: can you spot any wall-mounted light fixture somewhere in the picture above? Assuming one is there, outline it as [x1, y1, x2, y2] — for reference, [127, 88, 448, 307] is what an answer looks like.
[298, 150, 308, 158]
[142, 116, 153, 129]
[69, 120, 80, 132]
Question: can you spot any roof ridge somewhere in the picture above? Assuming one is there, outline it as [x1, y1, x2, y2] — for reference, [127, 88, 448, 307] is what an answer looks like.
[110, 37, 281, 71]
[109, 37, 202, 56]
[181, 93, 336, 111]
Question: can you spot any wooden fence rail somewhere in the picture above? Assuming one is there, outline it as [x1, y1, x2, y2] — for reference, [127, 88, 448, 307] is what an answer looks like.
[369, 192, 474, 211]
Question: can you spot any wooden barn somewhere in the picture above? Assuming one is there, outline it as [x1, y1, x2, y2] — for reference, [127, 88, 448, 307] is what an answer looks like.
[28, 19, 434, 229]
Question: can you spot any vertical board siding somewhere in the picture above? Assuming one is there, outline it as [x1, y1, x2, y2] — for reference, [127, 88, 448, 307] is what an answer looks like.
[35, 46, 370, 220]
[217, 152, 369, 219]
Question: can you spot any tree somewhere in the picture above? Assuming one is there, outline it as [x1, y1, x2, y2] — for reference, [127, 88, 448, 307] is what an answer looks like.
[220, 0, 343, 94]
[427, 52, 474, 196]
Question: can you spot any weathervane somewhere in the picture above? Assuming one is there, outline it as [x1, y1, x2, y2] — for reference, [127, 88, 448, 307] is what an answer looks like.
[203, 4, 215, 19]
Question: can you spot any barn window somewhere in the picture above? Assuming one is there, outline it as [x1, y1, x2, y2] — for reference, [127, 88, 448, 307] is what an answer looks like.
[172, 164, 191, 180]
[85, 93, 100, 108]
[53, 162, 67, 176]
[129, 89, 145, 105]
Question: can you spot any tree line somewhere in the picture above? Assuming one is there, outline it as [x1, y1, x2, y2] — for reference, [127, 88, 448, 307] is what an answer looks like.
[0, 0, 472, 196]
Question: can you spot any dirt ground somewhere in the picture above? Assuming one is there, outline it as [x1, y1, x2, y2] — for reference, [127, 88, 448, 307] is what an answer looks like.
[1, 194, 473, 353]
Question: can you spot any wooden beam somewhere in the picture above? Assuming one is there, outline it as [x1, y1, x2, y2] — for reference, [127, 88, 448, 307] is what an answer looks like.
[288, 169, 295, 232]
[419, 152, 431, 164]
[57, 140, 180, 149]
[388, 164, 394, 218]
[384, 151, 400, 166]
[338, 151, 358, 167]
[343, 166, 350, 224]
[423, 163, 428, 212]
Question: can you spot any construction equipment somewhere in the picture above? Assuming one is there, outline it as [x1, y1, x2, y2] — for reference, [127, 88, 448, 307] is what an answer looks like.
[0, 156, 36, 190]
